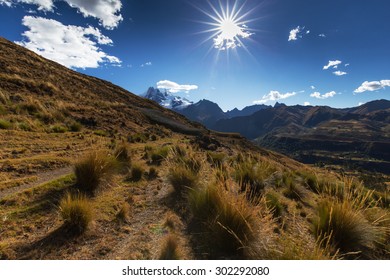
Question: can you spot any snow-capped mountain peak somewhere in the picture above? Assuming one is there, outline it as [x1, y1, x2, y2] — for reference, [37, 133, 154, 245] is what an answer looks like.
[143, 87, 193, 110]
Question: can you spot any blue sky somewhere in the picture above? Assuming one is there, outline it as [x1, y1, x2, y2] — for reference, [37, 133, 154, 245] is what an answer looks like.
[0, 0, 389, 111]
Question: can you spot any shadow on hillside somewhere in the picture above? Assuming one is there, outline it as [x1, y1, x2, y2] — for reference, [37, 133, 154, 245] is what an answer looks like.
[161, 190, 243, 260]
[18, 225, 85, 259]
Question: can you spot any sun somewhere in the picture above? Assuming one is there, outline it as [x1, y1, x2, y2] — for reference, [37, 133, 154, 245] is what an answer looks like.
[197, 0, 255, 51]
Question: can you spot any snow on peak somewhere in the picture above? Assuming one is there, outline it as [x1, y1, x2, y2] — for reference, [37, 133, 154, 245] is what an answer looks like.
[143, 87, 193, 110]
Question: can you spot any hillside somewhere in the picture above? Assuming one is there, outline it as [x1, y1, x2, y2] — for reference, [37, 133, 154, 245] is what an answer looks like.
[213, 101, 390, 174]
[0, 37, 389, 260]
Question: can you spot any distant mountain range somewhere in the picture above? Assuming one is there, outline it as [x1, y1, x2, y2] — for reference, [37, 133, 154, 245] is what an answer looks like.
[215, 99, 390, 173]
[142, 87, 270, 127]
[143, 87, 390, 173]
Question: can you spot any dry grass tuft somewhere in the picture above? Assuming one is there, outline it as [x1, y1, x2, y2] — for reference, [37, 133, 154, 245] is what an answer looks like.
[116, 202, 131, 223]
[114, 142, 132, 171]
[74, 150, 119, 194]
[159, 234, 182, 260]
[188, 182, 258, 258]
[168, 165, 199, 195]
[59, 192, 93, 234]
[130, 163, 144, 182]
[234, 159, 275, 201]
[265, 192, 284, 219]
[313, 178, 385, 257]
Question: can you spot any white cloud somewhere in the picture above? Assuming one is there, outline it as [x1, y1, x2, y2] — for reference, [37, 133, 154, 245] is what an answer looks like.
[16, 16, 121, 69]
[288, 26, 303, 41]
[319, 33, 326, 38]
[310, 91, 337, 99]
[64, 0, 123, 30]
[310, 85, 316, 90]
[304, 102, 311, 106]
[354, 80, 390, 93]
[358, 102, 364, 106]
[323, 60, 342, 70]
[1, 0, 54, 10]
[333, 71, 347, 76]
[306, 30, 310, 34]
[0, 0, 13, 7]
[253, 90, 297, 104]
[141, 62, 152, 67]
[1, 0, 123, 29]
[157, 80, 198, 94]
[345, 63, 350, 67]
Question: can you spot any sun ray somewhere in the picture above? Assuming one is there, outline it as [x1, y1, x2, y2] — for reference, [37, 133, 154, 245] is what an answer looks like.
[196, 0, 256, 52]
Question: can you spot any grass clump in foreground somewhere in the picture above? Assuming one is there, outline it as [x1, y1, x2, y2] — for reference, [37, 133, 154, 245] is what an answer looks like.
[188, 183, 258, 258]
[313, 199, 376, 255]
[313, 178, 385, 257]
[74, 150, 119, 194]
[234, 159, 275, 201]
[116, 202, 131, 223]
[59, 192, 93, 234]
[114, 142, 132, 171]
[168, 165, 198, 195]
[159, 234, 182, 260]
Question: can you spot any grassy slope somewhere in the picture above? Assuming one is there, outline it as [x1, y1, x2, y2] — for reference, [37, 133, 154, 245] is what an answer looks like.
[0, 37, 389, 260]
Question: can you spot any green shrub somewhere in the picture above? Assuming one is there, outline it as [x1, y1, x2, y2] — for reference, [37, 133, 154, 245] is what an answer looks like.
[0, 119, 11, 130]
[159, 234, 182, 260]
[74, 151, 119, 194]
[59, 192, 93, 234]
[168, 166, 198, 195]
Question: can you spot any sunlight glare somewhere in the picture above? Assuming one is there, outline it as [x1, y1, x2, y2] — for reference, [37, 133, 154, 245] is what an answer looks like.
[199, 0, 255, 51]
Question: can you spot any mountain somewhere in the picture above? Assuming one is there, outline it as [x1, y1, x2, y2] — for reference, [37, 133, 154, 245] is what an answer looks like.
[143, 87, 193, 110]
[226, 104, 271, 118]
[214, 100, 390, 173]
[143, 87, 270, 126]
[178, 99, 227, 127]
[348, 99, 390, 115]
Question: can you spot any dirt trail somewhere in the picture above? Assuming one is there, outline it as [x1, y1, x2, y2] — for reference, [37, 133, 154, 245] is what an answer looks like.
[105, 179, 171, 260]
[0, 166, 73, 200]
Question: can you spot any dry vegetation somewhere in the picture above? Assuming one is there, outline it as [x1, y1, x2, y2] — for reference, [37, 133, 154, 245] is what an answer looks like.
[0, 37, 389, 260]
